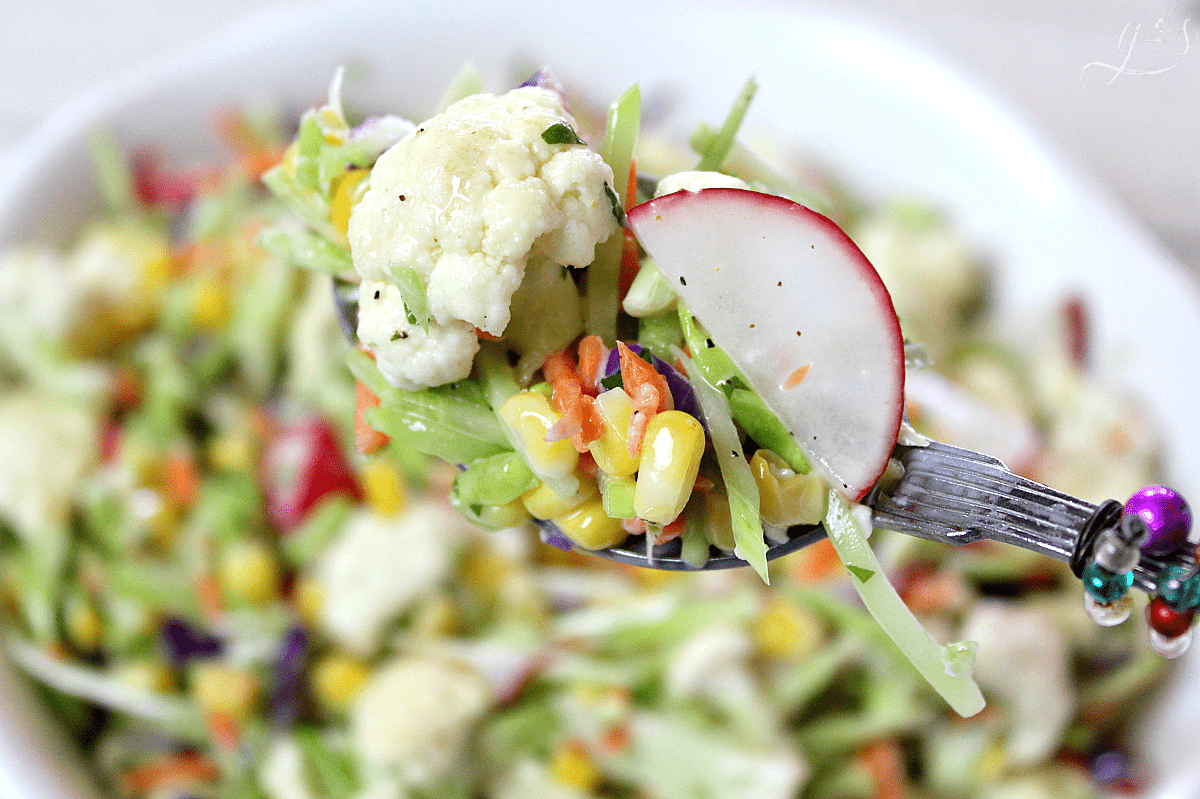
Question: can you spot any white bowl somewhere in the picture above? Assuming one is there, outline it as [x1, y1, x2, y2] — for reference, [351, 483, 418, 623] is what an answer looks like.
[2, 1, 1198, 796]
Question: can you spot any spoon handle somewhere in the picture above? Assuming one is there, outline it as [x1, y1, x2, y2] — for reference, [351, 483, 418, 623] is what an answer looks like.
[870, 440, 1193, 595]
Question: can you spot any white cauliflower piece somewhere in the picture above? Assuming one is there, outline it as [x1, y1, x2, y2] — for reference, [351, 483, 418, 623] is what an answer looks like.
[260, 736, 316, 799]
[351, 655, 493, 785]
[0, 389, 101, 546]
[349, 86, 616, 389]
[357, 281, 478, 392]
[654, 170, 749, 197]
[314, 502, 471, 654]
[960, 600, 1075, 767]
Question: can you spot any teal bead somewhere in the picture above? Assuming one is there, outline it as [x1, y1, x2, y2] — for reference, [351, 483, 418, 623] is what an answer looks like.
[1157, 565, 1200, 610]
[1083, 562, 1133, 603]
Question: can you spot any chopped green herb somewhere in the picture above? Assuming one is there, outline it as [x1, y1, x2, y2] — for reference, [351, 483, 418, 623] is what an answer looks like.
[541, 122, 585, 146]
[604, 182, 627, 227]
[846, 565, 876, 583]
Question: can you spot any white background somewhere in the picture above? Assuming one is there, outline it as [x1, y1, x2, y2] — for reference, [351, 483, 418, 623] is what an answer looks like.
[1, 0, 1198, 271]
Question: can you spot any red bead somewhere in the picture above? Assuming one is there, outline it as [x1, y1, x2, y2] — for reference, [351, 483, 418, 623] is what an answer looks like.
[1147, 597, 1195, 638]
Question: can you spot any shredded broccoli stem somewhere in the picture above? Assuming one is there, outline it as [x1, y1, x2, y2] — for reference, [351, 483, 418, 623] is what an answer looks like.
[675, 346, 768, 582]
[87, 129, 136, 213]
[436, 61, 485, 112]
[695, 76, 758, 172]
[822, 491, 985, 717]
[586, 83, 641, 344]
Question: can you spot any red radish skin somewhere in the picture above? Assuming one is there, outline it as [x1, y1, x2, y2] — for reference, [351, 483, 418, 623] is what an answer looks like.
[628, 188, 904, 500]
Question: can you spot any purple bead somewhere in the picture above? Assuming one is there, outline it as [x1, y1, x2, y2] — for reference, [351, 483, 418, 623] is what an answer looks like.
[1126, 486, 1192, 556]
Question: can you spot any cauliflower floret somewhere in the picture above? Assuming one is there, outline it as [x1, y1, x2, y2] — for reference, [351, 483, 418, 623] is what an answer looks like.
[654, 170, 750, 197]
[357, 281, 479, 393]
[259, 736, 316, 799]
[313, 502, 471, 654]
[351, 654, 493, 785]
[960, 600, 1075, 767]
[349, 86, 616, 389]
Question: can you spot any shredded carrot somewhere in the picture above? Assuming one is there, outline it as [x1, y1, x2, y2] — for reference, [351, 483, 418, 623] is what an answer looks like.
[195, 574, 223, 622]
[656, 511, 688, 545]
[543, 349, 603, 452]
[784, 362, 811, 389]
[900, 569, 964, 613]
[622, 517, 649, 536]
[601, 724, 631, 752]
[789, 537, 843, 582]
[576, 335, 607, 393]
[576, 449, 599, 478]
[625, 159, 638, 212]
[617, 341, 670, 457]
[112, 368, 142, 409]
[693, 474, 715, 492]
[163, 450, 201, 508]
[475, 327, 501, 341]
[205, 710, 242, 752]
[859, 740, 908, 799]
[121, 752, 220, 794]
[355, 380, 389, 455]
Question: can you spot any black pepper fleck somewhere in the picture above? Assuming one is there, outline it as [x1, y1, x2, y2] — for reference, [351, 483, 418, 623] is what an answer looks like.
[777, 281, 782, 287]
[399, 194, 406, 201]
[732, 450, 739, 458]
[705, 338, 714, 349]
[749, 323, 756, 329]
[679, 276, 687, 286]
[374, 290, 381, 299]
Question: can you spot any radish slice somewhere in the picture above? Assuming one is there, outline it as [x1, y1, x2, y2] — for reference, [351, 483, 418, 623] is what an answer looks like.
[627, 188, 904, 500]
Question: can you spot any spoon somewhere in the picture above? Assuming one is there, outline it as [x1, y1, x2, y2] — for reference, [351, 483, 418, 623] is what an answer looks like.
[331, 278, 1196, 591]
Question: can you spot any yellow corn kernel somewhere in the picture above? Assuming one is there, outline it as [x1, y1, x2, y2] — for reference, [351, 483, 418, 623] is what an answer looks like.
[552, 496, 627, 551]
[329, 168, 370, 238]
[293, 577, 324, 627]
[550, 740, 602, 791]
[219, 540, 281, 607]
[751, 450, 827, 528]
[116, 659, 175, 693]
[190, 662, 260, 722]
[701, 491, 737, 551]
[588, 388, 639, 477]
[499, 392, 579, 487]
[752, 599, 823, 660]
[410, 594, 459, 637]
[461, 545, 511, 596]
[634, 411, 705, 524]
[522, 479, 597, 520]
[207, 432, 254, 472]
[311, 653, 372, 714]
[63, 595, 104, 654]
[190, 274, 231, 330]
[361, 458, 406, 517]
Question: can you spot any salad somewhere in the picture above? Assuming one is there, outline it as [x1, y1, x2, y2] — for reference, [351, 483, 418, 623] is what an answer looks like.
[0, 64, 1172, 799]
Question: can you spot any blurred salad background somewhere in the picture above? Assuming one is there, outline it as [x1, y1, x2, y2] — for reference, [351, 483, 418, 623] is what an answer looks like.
[2, 2, 1200, 799]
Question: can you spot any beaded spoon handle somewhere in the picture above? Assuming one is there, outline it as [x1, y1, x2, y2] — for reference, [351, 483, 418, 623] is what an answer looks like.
[585, 438, 1198, 658]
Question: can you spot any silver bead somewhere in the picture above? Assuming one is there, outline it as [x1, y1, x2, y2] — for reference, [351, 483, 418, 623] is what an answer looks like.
[1093, 530, 1140, 574]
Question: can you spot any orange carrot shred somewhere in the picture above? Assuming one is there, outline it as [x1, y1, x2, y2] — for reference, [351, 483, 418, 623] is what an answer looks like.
[121, 752, 220, 794]
[205, 711, 241, 751]
[789, 537, 842, 582]
[657, 511, 688, 544]
[576, 335, 607, 393]
[163, 450, 200, 508]
[625, 159, 638, 212]
[195, 574, 223, 622]
[355, 380, 389, 456]
[859, 741, 908, 799]
[784, 363, 811, 389]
